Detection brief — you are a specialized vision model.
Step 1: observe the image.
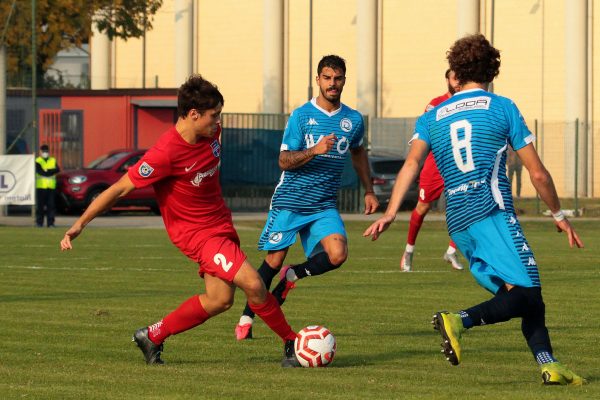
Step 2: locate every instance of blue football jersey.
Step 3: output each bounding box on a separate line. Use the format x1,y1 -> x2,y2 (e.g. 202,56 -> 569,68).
414,88 -> 534,234
271,99 -> 365,213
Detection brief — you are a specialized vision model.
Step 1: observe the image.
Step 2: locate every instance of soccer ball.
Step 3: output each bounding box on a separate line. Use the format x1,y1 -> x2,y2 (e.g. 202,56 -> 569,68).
294,325 -> 336,367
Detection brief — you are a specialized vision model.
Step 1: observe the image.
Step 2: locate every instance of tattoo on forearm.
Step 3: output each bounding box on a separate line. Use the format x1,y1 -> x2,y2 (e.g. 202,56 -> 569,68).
280,148 -> 316,169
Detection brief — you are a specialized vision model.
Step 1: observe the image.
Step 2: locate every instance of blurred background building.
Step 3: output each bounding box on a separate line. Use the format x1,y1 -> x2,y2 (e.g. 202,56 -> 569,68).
2,0 -> 599,201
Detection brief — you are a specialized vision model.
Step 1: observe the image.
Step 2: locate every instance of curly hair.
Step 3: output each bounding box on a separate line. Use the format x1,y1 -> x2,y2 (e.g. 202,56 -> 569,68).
447,34 -> 500,85
177,75 -> 224,118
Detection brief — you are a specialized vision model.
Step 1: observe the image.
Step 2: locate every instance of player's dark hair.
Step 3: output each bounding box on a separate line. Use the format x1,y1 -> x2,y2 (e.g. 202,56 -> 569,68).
317,55 -> 346,75
177,75 -> 224,118
445,69 -> 451,79
447,34 -> 500,85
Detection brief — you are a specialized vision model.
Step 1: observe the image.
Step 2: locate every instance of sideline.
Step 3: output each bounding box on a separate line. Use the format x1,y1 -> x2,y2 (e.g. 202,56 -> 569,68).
0,212 -> 395,228
0,211 -> 577,228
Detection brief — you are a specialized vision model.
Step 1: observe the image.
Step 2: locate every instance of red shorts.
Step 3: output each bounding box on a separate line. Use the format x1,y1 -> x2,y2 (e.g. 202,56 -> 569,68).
182,222 -> 247,283
198,235 -> 247,283
418,153 -> 445,203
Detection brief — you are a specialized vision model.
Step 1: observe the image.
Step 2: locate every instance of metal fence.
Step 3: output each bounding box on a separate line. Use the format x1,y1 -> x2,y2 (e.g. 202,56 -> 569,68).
3,103 -> 598,214
220,113 -> 362,212
368,116 -> 416,157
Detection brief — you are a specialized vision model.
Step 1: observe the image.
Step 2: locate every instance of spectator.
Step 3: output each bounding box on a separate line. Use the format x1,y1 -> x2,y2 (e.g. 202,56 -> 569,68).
35,144 -> 60,227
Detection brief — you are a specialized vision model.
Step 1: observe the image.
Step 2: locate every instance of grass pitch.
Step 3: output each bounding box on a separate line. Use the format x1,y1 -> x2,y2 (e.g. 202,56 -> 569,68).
1,218 -> 598,399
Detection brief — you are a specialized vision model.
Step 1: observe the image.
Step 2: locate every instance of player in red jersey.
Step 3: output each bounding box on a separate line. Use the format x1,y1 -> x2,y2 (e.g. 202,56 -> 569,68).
60,75 -> 300,367
400,70 -> 465,272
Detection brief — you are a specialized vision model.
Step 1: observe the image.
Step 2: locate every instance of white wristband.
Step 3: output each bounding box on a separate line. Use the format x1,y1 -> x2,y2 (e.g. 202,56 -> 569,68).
552,210 -> 565,222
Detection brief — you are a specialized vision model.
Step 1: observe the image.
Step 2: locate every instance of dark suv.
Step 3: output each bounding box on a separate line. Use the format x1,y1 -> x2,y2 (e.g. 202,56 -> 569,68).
56,149 -> 159,214
369,152 -> 419,209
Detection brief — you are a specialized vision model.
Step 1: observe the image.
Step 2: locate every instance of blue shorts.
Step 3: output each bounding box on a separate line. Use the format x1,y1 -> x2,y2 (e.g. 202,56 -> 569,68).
451,209 -> 540,294
257,208 -> 346,258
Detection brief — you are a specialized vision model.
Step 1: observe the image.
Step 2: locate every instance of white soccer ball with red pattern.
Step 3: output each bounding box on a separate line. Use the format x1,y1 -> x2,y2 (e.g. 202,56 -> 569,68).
294,325 -> 336,367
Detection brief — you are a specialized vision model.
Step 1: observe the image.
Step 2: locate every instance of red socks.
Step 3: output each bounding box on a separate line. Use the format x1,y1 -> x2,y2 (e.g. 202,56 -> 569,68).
148,295 -> 210,344
147,293 -> 295,344
449,240 -> 457,249
250,293 -> 297,341
407,209 -> 426,246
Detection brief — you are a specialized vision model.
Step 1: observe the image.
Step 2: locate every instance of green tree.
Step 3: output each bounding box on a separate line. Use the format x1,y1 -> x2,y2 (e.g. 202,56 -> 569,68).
0,0 -> 163,88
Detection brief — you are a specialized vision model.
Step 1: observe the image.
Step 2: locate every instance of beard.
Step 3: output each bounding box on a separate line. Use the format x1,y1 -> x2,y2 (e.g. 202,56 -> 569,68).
320,86 -> 341,102
447,83 -> 456,95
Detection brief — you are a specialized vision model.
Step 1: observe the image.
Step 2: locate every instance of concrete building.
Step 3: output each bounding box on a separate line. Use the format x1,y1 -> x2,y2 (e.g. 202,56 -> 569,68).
81,0 -> 600,197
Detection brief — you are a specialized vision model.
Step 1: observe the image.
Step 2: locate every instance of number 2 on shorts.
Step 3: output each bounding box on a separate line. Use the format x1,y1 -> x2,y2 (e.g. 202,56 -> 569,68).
213,253 -> 233,272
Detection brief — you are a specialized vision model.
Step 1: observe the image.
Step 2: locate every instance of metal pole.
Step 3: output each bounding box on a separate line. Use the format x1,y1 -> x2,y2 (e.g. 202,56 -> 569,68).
574,119 -> 579,216
0,46 -> 5,217
535,119 -> 540,215
490,0 -> 495,44
488,0 -> 495,93
142,13 -> 147,88
31,0 -> 38,219
307,0 -> 313,101
0,45 -> 6,155
540,0 -> 545,162
32,0 -> 37,141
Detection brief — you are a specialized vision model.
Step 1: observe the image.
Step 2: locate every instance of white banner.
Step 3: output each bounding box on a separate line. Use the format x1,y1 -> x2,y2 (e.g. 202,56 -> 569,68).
0,154 -> 35,205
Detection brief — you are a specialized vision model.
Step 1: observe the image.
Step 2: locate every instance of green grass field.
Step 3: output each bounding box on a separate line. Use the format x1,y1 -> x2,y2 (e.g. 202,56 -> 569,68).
1,219 -> 598,399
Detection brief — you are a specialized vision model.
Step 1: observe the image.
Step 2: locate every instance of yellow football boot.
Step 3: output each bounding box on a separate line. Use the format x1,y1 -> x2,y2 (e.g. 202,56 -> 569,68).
541,362 -> 587,386
432,311 -> 466,365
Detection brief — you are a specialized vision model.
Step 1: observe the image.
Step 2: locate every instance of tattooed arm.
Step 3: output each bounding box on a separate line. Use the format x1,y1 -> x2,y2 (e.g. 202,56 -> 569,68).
279,133 -> 336,170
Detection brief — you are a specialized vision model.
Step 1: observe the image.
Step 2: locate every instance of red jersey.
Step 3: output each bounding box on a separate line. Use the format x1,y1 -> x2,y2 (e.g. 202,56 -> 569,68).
424,92 -> 451,113
418,92 -> 451,199
128,126 -> 236,259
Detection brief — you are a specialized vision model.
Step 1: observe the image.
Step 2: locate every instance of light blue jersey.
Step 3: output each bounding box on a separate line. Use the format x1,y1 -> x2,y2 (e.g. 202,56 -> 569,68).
414,88 -> 534,234
271,98 -> 365,213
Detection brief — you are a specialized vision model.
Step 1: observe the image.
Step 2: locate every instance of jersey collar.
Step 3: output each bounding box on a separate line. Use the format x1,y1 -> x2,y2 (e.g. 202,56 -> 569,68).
455,88 -> 487,96
310,98 -> 343,117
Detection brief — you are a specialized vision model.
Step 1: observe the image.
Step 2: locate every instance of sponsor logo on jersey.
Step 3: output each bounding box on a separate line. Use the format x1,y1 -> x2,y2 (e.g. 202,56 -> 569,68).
446,179 -> 485,196
307,118 -> 319,126
190,164 -> 218,187
336,136 -> 349,154
268,232 -> 283,244
138,162 -> 154,178
184,161 -> 197,172
340,118 -> 352,132
305,134 -> 319,148
303,134 -> 348,157
436,96 -> 491,121
211,140 -> 221,157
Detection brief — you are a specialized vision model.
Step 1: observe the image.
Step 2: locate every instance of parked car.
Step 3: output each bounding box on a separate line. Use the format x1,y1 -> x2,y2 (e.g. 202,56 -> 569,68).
56,149 -> 159,214
368,152 -> 419,210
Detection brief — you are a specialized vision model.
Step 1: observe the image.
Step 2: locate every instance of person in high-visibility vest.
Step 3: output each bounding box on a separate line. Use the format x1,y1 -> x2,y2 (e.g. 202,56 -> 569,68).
35,144 -> 60,227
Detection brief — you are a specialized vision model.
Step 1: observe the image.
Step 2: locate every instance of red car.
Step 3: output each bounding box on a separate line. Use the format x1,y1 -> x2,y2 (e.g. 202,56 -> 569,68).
56,149 -> 159,214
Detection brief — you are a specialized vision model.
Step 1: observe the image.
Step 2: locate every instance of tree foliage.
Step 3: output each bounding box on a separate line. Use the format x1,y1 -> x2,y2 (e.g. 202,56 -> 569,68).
0,0 -> 163,87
